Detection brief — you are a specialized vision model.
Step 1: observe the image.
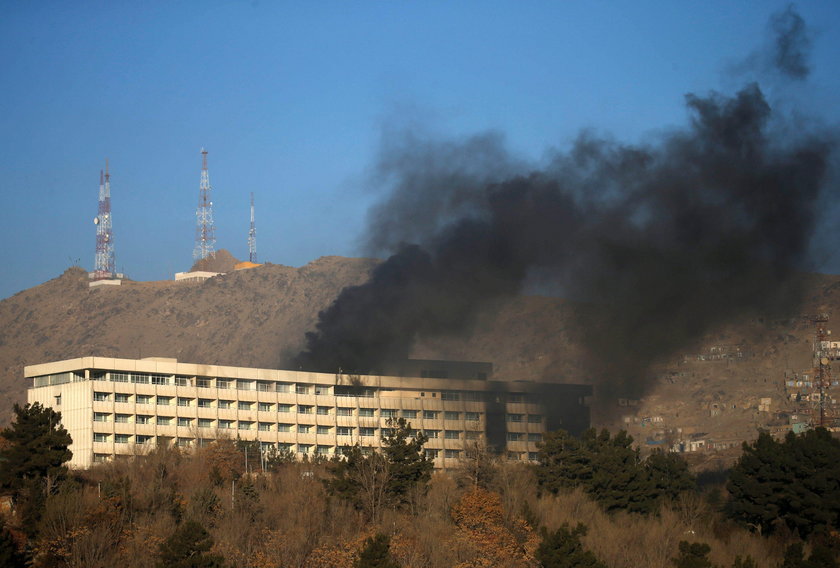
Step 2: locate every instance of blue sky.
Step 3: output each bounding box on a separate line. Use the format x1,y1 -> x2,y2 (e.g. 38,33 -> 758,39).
1,1 -> 839,300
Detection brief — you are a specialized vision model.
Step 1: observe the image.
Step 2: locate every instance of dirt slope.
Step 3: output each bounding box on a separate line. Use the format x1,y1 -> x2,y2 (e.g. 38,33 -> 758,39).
1,257 -> 839,450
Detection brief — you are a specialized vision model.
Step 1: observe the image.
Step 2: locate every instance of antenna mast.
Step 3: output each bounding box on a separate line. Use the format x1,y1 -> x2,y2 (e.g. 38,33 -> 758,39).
93,160 -> 116,279
193,148 -> 216,261
248,192 -> 257,263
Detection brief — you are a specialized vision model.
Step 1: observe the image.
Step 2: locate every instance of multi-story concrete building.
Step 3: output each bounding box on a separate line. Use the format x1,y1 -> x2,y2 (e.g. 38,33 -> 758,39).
26,356 -> 592,469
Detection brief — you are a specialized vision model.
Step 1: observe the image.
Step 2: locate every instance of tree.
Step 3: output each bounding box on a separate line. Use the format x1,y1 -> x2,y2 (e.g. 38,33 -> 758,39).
0,519 -> 25,568
535,522 -> 607,568
381,418 -> 432,506
727,429 -> 840,537
156,519 -> 224,568
0,402 -> 73,499
355,533 -> 401,568
671,541 -> 714,568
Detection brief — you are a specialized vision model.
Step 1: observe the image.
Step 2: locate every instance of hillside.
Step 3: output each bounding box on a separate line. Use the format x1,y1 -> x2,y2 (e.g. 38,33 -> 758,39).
1,257 -> 839,452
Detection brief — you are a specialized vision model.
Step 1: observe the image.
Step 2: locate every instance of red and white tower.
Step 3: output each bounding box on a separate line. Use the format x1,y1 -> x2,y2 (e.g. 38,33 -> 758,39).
248,192 -> 257,263
193,148 -> 216,261
93,161 -> 116,279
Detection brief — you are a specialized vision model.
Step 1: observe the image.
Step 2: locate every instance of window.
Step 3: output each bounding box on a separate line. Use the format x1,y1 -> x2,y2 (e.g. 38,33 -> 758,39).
115,414 -> 130,423
528,452 -> 539,461
178,417 -> 193,427
258,402 -> 273,412
276,383 -> 291,393
238,401 -> 253,411
424,430 -> 440,439
111,372 -> 129,383
136,394 -> 151,405
198,419 -> 214,428
136,415 -> 152,424
528,414 -> 543,424
218,400 -> 233,409
93,453 -> 110,463
237,380 -> 254,391
157,416 -> 172,426
217,379 -> 232,389
198,398 -> 212,408
54,394 -> 61,406
444,411 -> 461,420
175,376 -> 191,387
441,392 -> 460,401
93,412 -> 110,422
278,404 -> 293,413
298,444 -> 312,455
317,406 -> 331,415
298,425 -> 312,433
465,431 -> 481,440
238,421 -> 253,430
506,414 -> 523,423
218,420 -> 233,429
337,427 -> 354,436
359,408 -> 375,417
465,412 -> 480,421
115,393 -> 130,403
445,449 -> 461,459
445,430 -> 461,440
298,405 -> 313,414
278,443 -> 293,452
464,392 -> 484,402
528,433 -> 542,442
260,441 -> 274,451
337,407 -> 353,416
296,385 -> 310,395
258,422 -> 272,431
359,427 -> 375,437
507,452 -> 521,461
425,449 -> 439,459
381,409 -> 398,418
176,438 -> 193,448
137,435 -> 153,445
423,411 -> 439,420
314,385 -> 331,395
317,425 -> 331,435
131,373 -> 149,384
508,394 -> 524,403
114,434 -> 130,444
151,374 -> 168,385
316,445 -> 331,456
177,397 -> 193,407
278,423 -> 293,432
257,381 -> 273,392
196,378 -> 211,388
157,396 -> 172,406
94,392 -> 111,402
506,432 -> 523,441
402,410 -> 418,419
94,433 -> 109,443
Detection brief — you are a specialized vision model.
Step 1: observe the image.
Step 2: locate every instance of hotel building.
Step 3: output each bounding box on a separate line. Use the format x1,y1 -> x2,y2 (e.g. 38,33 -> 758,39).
26,356 -> 592,469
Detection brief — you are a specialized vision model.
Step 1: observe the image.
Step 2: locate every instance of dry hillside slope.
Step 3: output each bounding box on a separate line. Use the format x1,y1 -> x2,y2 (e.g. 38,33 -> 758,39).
2,257 -> 840,451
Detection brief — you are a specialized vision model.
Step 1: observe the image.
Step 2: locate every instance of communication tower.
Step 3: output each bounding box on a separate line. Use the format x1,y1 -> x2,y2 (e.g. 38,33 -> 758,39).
193,148 -> 216,261
92,161 -> 116,279
248,192 -> 257,263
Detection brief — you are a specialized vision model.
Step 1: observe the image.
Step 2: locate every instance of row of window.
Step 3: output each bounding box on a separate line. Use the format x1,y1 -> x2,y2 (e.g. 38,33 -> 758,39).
91,393 -> 534,422
89,373 -> 537,403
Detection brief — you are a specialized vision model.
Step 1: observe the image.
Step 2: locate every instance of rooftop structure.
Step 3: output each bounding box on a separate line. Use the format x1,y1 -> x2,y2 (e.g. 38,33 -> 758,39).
26,356 -> 592,469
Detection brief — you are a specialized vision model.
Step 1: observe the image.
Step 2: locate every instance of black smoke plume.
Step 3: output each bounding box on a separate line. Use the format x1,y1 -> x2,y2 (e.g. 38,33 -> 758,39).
770,5 -> 811,80
295,9 -> 836,398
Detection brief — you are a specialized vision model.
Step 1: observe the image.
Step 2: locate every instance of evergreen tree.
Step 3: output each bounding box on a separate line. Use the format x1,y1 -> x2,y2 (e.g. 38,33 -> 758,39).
156,519 -> 224,568
646,449 -> 696,503
727,429 -> 840,537
672,541 -> 714,568
535,522 -> 607,568
0,402 -> 72,499
381,418 -> 432,506
356,533 -> 401,568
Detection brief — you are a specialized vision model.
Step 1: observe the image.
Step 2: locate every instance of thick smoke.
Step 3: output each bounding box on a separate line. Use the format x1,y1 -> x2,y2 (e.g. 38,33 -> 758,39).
295,9 -> 836,398
770,5 -> 811,80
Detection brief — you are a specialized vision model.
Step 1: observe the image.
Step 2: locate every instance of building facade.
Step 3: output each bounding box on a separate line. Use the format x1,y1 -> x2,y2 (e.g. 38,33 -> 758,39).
26,356 -> 592,469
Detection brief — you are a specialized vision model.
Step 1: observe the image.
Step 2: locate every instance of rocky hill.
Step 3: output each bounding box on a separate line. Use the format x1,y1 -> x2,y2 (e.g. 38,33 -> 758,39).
1,256 -> 839,454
